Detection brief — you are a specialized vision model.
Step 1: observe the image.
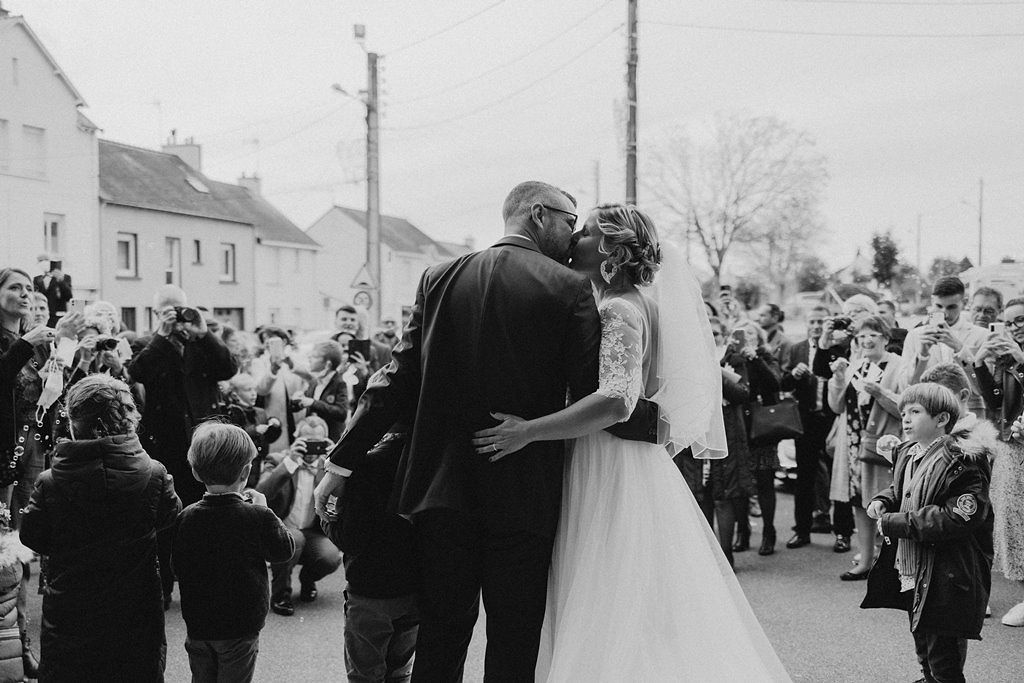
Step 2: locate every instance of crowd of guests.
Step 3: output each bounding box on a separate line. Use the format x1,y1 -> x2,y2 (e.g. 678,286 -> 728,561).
678,276 -> 1024,682
0,263 -> 407,681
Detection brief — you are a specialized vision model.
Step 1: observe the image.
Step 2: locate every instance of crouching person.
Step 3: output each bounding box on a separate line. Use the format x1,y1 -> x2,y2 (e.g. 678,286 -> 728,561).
20,374 -> 181,682
862,383 -> 994,683
172,423 -> 294,683
257,416 -> 343,617
321,429 -> 418,683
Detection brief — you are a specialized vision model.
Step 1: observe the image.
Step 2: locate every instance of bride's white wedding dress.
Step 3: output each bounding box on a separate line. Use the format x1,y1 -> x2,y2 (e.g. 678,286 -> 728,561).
535,292 -> 791,682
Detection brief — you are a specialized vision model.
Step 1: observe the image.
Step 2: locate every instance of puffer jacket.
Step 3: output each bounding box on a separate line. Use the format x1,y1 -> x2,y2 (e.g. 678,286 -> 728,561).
861,418 -> 996,639
20,434 -> 181,682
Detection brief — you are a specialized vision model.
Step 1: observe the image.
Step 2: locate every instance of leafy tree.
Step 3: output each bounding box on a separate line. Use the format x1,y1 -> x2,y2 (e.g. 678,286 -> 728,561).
870,232 -> 900,287
796,255 -> 830,292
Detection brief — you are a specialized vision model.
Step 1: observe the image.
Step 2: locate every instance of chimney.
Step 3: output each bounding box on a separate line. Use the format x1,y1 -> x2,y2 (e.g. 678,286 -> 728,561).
162,133 -> 202,172
0,2 -> 10,19
237,173 -> 262,196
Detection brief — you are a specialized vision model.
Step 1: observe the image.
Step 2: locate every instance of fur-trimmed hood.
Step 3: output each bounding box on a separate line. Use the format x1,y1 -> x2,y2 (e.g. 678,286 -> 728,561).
949,413 -> 1000,463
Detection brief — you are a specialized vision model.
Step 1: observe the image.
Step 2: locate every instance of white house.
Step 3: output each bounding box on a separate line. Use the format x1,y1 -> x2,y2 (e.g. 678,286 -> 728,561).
234,173 -> 321,333
0,10 -> 100,294
307,206 -> 470,328
99,139 -> 257,332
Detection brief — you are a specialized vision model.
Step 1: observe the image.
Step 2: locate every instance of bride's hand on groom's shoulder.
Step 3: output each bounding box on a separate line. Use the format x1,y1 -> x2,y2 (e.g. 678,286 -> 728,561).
472,412 -> 531,463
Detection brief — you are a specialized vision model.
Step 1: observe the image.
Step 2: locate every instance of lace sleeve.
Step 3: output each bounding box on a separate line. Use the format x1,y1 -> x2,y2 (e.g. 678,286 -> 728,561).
596,299 -> 644,418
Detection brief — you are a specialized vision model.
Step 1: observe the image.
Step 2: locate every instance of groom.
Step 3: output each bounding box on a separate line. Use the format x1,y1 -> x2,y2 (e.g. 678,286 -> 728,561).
315,181 -> 659,681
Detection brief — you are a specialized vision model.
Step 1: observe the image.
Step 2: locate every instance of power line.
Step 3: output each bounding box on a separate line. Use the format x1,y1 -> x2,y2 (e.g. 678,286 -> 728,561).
384,24 -> 624,132
390,0 -> 616,106
386,0 -> 508,56
645,19 -> 1024,37
207,103 -> 357,165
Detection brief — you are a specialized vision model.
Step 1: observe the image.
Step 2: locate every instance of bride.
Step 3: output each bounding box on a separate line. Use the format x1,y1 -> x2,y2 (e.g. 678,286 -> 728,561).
472,204 -> 791,682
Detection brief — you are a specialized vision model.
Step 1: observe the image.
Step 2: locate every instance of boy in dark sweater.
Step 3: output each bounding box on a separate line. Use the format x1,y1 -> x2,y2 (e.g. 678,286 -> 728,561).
172,423 -> 294,683
321,430 -> 419,682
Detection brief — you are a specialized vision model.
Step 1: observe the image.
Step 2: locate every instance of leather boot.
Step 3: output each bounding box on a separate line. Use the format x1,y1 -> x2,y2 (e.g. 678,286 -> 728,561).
758,527 -> 776,556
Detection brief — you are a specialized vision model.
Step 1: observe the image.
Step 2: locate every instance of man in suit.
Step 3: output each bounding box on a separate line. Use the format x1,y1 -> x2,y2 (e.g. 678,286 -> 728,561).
33,254 -> 73,327
780,305 -> 854,551
293,340 -> 349,441
129,284 -> 237,605
314,181 -> 659,681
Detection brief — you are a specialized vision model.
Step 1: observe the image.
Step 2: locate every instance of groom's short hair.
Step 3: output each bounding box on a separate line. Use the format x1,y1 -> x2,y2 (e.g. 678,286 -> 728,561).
502,181 -> 576,222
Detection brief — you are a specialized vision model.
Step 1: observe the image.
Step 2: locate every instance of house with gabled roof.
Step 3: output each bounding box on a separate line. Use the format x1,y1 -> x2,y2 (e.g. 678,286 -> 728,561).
307,205 -> 472,329
0,8 -> 101,293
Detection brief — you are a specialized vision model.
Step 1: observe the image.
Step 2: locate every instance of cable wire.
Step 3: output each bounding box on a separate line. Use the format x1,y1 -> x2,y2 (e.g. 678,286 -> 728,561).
385,23 -> 623,132
389,0 -> 616,105
386,0 -> 508,56
645,19 -> 1024,37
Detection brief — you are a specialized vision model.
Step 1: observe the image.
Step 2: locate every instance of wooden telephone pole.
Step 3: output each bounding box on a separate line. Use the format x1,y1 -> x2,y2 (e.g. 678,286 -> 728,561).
625,0 -> 638,205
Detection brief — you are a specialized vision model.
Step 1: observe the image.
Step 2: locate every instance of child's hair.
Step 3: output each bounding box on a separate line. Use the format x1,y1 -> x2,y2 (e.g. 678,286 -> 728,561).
188,422 -> 257,485
898,383 -> 961,434
294,415 -> 329,438
919,363 -> 971,397
226,372 -> 255,393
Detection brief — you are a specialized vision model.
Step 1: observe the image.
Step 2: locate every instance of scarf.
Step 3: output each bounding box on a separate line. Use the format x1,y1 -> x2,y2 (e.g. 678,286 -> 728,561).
895,436 -> 946,592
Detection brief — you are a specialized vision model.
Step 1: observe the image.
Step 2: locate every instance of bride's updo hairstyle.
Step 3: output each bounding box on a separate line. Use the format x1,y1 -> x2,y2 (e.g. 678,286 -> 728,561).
593,204 -> 662,287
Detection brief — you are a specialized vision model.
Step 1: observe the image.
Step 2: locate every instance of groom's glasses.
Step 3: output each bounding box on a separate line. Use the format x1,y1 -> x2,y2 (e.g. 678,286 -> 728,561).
542,205 -> 578,229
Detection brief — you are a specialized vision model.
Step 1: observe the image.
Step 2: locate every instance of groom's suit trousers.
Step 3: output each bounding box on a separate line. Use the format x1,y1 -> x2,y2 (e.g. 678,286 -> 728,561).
412,509 -> 553,683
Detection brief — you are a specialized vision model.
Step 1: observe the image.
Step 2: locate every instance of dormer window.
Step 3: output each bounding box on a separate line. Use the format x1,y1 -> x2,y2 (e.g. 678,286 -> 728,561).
185,175 -> 209,193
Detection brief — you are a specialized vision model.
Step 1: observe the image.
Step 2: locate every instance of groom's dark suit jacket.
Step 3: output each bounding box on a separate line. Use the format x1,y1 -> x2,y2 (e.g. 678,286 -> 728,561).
329,236 -> 656,538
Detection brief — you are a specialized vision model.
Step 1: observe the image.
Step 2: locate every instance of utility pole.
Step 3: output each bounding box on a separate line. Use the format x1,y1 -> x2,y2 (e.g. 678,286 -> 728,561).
625,0 -> 638,205
977,177 -> 984,267
365,50 -> 382,325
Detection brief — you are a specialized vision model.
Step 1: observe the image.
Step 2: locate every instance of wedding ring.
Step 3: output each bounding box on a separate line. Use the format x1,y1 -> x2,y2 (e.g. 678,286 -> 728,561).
491,444 -> 498,452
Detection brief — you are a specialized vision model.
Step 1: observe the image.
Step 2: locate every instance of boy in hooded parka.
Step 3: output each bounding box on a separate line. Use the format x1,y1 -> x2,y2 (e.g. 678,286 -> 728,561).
862,382 -> 994,683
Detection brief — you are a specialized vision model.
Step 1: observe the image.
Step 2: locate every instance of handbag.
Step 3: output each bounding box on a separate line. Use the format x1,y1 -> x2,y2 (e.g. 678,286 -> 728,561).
748,396 -> 804,445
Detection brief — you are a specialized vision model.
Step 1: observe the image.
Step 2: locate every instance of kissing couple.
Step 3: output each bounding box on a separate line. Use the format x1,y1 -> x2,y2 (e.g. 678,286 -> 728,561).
315,181 -> 791,682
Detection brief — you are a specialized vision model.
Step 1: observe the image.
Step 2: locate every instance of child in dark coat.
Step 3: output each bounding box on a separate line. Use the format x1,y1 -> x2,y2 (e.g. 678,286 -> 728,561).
321,429 -> 419,683
172,423 -> 294,683
223,372 -> 282,486
862,382 -> 994,683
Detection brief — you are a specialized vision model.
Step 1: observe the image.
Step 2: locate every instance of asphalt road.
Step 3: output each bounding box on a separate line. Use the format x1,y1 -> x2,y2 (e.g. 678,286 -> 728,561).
23,490 -> 1023,681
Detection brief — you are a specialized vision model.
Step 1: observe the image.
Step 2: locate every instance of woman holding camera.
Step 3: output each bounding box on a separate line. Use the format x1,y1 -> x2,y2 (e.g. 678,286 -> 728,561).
826,315 -> 904,580
20,374 -> 181,681
973,297 -> 1024,626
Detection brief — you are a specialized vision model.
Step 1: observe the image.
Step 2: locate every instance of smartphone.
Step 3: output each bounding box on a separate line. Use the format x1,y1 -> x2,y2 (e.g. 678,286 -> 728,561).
990,322 -> 1006,335
729,329 -> 746,348
304,439 -> 329,457
928,311 -> 946,328
346,338 -> 371,361
49,260 -> 62,272
68,298 -> 86,315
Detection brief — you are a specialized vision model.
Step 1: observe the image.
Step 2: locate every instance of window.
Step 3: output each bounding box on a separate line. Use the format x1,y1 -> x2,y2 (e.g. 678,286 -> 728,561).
121,307 -> 137,333
43,214 -> 63,254
116,232 -> 138,277
0,119 -> 9,171
220,243 -> 236,283
165,237 -> 181,285
193,239 -> 202,264
22,125 -> 46,178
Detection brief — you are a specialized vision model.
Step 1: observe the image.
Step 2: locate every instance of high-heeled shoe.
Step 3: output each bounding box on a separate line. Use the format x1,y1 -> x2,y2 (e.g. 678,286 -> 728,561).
732,527 -> 750,553
758,527 -> 776,556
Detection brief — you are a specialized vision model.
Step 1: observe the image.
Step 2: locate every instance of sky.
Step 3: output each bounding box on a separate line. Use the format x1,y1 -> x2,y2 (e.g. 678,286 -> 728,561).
11,0 -> 1024,279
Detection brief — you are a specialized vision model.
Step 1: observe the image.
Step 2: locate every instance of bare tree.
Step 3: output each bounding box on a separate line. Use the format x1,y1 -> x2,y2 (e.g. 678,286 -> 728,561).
646,113 -> 828,288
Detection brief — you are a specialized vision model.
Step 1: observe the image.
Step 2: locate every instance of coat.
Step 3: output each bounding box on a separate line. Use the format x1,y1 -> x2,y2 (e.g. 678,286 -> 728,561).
328,236 -> 660,538
861,420 -> 996,639
128,333 -> 236,505
973,355 -> 1024,442
31,274 -> 73,327
303,371 -> 349,441
20,434 -> 181,681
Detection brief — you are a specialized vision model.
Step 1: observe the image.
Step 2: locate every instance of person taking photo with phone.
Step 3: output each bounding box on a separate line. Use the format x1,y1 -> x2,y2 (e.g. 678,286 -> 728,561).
971,297 -> 1024,626
257,415 -> 343,617
32,255 -> 73,328
291,341 -> 349,441
901,277 -> 988,388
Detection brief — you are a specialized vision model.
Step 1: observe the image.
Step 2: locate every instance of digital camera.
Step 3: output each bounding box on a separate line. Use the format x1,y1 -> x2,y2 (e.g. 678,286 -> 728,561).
173,306 -> 203,325
830,316 -> 853,332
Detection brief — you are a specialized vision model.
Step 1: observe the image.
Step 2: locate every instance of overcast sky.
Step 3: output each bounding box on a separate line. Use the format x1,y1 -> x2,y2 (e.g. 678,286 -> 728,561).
13,0 -> 1024,278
